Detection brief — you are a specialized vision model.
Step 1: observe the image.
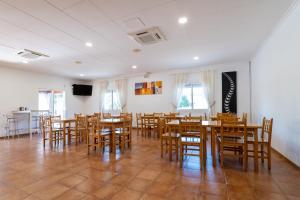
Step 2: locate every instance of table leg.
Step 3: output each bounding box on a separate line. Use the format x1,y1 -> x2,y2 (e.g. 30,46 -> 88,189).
111,125 -> 116,154
254,128 -> 259,172
169,137 -> 172,161
211,127 -> 216,167
63,122 -> 66,146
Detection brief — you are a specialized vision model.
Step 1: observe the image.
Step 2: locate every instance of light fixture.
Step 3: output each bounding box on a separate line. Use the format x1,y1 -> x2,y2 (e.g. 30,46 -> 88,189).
132,65 -> 137,69
22,60 -> 28,64
178,17 -> 188,24
85,42 -> 93,47
79,74 -> 85,77
193,56 -> 199,60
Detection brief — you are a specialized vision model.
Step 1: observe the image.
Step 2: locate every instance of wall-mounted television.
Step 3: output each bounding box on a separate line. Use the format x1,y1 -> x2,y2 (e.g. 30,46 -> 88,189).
72,84 -> 93,96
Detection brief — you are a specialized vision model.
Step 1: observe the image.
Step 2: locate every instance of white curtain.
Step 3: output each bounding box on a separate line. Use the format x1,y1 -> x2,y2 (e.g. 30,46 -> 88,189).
115,79 -> 128,112
199,70 -> 216,115
173,73 -> 188,110
98,80 -> 108,112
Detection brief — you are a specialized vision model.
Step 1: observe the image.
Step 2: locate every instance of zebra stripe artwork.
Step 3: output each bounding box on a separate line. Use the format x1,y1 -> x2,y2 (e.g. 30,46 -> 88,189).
222,71 -> 237,113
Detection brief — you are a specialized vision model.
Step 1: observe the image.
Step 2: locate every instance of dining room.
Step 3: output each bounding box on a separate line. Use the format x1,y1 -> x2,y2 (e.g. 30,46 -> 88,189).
0,0 -> 300,199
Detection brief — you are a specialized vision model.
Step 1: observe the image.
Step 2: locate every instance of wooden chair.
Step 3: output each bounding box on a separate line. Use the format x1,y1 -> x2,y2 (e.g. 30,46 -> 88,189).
141,113 -> 155,138
41,116 -> 53,147
136,113 -> 142,136
179,118 -> 205,169
87,117 -> 111,154
248,117 -> 273,169
69,115 -> 87,144
217,119 -> 248,170
49,116 -> 64,145
116,117 -> 132,152
161,122 -> 180,161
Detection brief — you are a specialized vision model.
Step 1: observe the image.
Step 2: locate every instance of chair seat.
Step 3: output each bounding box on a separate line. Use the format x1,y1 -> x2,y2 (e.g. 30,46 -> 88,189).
181,137 -> 201,143
217,135 -> 245,144
162,132 -> 180,138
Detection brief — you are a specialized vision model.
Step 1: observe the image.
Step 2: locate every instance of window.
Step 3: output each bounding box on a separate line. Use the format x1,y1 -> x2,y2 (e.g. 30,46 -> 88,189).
103,90 -> 121,112
39,90 -> 66,117
178,84 -> 208,110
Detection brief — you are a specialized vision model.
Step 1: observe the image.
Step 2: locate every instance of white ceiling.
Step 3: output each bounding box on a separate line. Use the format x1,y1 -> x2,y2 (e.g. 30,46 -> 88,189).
0,0 -> 295,79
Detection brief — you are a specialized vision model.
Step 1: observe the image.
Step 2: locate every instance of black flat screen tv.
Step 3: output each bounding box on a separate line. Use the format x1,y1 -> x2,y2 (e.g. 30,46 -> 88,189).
72,84 -> 93,96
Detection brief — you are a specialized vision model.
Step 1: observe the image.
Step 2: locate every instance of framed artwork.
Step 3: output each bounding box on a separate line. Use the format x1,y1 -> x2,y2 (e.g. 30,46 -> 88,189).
135,81 -> 162,95
222,71 -> 237,113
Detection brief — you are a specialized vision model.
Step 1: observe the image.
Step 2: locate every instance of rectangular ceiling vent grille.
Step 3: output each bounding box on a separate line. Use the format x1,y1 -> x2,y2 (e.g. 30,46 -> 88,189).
17,49 -> 49,59
128,27 -> 165,45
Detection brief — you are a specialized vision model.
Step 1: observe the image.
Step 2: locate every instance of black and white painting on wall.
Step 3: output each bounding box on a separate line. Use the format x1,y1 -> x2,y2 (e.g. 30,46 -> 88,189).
222,71 -> 237,113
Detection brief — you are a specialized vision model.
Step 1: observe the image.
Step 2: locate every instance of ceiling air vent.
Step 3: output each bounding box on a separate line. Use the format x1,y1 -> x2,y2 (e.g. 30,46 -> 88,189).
128,27 -> 165,45
17,49 -> 49,59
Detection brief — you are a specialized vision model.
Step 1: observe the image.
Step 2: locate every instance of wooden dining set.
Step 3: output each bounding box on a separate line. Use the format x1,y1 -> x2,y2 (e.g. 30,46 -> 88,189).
40,112 -> 133,154
136,112 -> 273,172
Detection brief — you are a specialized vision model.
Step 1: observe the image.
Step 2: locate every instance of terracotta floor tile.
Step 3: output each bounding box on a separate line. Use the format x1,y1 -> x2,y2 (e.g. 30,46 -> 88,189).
93,184 -> 122,199
127,177 -> 153,192
74,179 -> 103,194
111,188 -> 143,200
55,189 -> 87,200
33,184 -> 70,200
58,174 -> 87,188
136,169 -> 161,181
0,188 -> 29,200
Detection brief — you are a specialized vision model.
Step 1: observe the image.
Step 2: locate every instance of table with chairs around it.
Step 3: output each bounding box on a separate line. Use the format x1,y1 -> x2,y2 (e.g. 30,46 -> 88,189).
40,112 -> 133,155
136,112 -> 273,172
40,111 -> 273,172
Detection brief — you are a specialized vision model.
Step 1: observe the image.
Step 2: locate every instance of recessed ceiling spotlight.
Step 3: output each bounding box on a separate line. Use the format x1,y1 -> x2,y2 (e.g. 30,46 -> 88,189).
193,56 -> 199,60
178,17 -> 188,24
75,61 -> 82,64
22,60 -> 28,64
85,42 -> 93,47
79,74 -> 85,77
132,65 -> 137,69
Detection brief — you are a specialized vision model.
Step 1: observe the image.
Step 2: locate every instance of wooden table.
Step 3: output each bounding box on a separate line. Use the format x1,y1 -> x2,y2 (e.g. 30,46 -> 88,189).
99,118 -> 126,154
166,120 -> 262,171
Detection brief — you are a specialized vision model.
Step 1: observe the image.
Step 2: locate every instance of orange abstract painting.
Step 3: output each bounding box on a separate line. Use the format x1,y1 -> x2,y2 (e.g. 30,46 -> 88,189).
135,81 -> 162,95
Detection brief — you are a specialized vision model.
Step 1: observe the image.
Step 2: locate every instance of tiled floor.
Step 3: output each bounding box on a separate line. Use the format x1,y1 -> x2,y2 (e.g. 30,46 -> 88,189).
0,131 -> 299,200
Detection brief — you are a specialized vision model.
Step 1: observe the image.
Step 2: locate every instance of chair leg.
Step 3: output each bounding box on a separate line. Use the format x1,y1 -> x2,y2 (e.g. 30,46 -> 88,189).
268,145 -> 271,170
180,144 -> 183,168
161,139 -> 164,158
261,143 -> 264,163
175,139 -> 179,161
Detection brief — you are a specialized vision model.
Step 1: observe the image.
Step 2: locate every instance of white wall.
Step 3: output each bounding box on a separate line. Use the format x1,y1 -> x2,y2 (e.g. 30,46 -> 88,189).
126,62 -> 251,118
251,2 -> 300,166
0,66 -> 88,136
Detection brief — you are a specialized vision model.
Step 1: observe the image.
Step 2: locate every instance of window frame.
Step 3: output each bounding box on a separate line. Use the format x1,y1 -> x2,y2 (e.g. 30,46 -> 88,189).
103,90 -> 121,112
177,83 -> 208,111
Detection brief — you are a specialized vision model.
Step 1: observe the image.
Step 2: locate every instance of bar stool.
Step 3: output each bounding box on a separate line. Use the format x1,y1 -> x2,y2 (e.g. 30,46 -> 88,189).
5,114 -> 19,139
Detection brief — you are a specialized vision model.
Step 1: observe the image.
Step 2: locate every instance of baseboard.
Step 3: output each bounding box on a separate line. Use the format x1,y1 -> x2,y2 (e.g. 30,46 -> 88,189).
272,147 -> 300,169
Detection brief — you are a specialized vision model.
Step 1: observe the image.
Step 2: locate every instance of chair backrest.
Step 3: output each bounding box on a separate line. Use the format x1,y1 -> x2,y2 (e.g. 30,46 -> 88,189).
154,112 -> 164,117
242,113 -> 248,122
76,115 -> 87,129
184,115 -> 202,121
102,113 -> 112,119
262,117 -> 273,143
180,117 -> 203,138
121,112 -> 133,119
220,119 -> 247,139
94,112 -> 102,119
217,112 -> 238,122
158,118 -> 166,137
